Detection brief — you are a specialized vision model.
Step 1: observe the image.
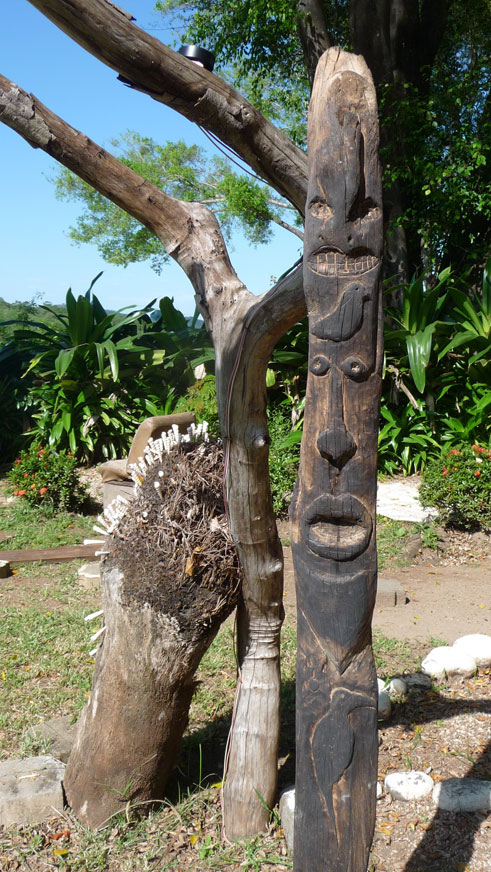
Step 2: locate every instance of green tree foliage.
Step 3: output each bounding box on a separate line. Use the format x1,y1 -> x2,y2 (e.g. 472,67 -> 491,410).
2,277 -> 213,462
159,0 -> 490,277
53,133 -> 302,271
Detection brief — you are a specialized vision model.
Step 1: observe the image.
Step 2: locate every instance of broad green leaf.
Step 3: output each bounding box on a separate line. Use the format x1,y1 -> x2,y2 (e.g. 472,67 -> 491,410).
406,325 -> 436,393
95,342 -> 105,380
55,347 -> 76,378
61,409 -> 72,432
482,258 -> 491,316
159,296 -> 188,331
266,368 -> 276,387
102,339 -> 119,381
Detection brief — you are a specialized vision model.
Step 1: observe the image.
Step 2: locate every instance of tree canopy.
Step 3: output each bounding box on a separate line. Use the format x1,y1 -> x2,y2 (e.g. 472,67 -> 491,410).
52,0 -> 490,284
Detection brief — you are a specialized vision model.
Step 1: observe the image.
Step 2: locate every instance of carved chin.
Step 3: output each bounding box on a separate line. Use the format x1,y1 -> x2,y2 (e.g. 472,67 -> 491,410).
308,250 -> 378,277
303,494 -> 372,561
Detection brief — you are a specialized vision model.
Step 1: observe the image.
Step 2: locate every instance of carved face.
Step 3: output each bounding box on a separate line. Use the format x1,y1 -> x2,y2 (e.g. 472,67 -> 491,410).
298,70 -> 383,568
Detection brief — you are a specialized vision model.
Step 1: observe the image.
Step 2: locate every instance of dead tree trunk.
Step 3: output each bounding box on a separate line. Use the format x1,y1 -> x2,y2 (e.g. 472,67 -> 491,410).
290,49 -> 383,871
217,266 -> 305,838
65,558 -> 221,827
0,8 -> 310,835
64,443 -> 240,828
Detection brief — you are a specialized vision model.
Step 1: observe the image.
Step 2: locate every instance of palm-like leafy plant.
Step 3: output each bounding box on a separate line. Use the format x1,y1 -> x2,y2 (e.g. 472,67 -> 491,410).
1,278 -> 211,462
439,258 -> 491,365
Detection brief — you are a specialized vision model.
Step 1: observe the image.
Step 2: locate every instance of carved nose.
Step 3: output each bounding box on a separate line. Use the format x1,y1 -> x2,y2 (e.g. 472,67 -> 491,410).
317,424 -> 357,468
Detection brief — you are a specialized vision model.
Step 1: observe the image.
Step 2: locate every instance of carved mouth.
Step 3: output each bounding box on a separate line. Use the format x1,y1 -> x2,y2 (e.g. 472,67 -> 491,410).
303,494 -> 372,561
308,249 -> 378,277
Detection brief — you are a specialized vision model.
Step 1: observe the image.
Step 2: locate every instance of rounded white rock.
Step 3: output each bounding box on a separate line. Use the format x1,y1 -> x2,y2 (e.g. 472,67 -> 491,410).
279,787 -> 295,854
433,778 -> 491,812
421,646 -> 476,680
377,677 -> 386,694
378,690 -> 392,720
387,677 -> 408,696
385,771 -> 434,801
453,634 -> 491,668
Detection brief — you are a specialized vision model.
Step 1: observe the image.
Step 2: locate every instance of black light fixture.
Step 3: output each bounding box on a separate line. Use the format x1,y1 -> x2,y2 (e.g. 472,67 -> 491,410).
178,44 -> 215,72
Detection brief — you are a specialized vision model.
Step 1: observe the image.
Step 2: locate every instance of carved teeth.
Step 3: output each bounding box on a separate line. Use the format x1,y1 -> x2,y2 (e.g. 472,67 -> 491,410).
309,251 -> 377,277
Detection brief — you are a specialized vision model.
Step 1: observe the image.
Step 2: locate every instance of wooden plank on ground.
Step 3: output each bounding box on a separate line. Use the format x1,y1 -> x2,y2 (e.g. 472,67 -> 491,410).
0,544 -> 100,564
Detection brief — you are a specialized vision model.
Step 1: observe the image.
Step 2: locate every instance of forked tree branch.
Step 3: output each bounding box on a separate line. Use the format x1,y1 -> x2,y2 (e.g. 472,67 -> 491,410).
27,0 -> 309,214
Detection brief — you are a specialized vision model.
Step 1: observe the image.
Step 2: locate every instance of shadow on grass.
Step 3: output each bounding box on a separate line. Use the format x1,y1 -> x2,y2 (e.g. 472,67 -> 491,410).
166,678 -> 298,804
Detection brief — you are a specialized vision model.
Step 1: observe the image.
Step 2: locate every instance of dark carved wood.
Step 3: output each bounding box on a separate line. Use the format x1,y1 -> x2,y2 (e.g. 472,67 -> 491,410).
290,48 -> 383,871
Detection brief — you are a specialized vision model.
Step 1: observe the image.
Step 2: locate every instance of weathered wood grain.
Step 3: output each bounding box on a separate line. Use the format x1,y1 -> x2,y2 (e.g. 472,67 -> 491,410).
0,544 -> 98,564
290,48 -> 383,871
26,0 -> 308,213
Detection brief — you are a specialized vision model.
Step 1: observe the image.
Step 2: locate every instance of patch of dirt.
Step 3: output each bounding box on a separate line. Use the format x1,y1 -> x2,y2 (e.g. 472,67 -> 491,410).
0,565 -> 78,610
278,519 -> 491,644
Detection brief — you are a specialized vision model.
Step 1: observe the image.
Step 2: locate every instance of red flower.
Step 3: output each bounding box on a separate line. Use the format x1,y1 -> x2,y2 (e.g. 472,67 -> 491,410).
449,449 -> 460,455
17,489 -> 26,496
15,459 -> 21,464
475,470 -> 481,478
23,473 -> 29,478
472,444 -> 485,454
13,489 -> 18,496
442,468 -> 448,476
39,487 -> 48,494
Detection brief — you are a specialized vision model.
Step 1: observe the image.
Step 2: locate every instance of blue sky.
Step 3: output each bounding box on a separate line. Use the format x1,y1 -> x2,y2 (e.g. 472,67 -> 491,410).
0,1 -> 302,315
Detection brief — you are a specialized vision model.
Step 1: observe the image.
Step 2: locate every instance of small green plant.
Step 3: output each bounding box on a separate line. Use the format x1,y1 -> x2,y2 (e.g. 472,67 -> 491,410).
267,404 -> 300,516
420,443 -> 491,530
174,374 -> 221,437
7,443 -> 88,511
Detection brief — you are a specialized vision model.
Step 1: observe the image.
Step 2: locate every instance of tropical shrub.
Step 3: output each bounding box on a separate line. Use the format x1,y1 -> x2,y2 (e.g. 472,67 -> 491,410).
378,402 -> 441,475
268,404 -> 300,516
8,444 -> 88,511
420,443 -> 491,530
1,279 -> 212,463
384,267 -> 453,395
174,374 -> 221,438
439,258 -> 491,366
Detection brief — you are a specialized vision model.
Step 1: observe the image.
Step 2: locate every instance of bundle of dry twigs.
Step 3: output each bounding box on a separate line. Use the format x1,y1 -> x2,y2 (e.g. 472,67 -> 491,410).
106,440 -> 240,638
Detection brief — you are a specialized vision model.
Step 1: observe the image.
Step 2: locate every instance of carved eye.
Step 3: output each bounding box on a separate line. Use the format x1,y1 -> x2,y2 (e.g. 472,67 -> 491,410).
310,354 -> 331,376
309,198 -> 333,222
340,356 -> 369,381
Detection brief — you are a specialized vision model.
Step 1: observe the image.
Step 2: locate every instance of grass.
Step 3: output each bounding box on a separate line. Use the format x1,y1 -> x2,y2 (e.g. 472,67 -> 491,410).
0,499 -> 95,550
0,489 -> 442,870
0,602 -> 95,757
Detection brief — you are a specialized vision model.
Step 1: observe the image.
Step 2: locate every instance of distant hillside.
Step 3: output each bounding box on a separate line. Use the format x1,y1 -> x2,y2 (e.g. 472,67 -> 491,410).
0,297 -> 67,342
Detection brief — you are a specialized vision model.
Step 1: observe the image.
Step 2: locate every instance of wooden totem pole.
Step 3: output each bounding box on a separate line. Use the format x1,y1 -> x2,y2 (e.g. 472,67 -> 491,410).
290,49 -> 383,871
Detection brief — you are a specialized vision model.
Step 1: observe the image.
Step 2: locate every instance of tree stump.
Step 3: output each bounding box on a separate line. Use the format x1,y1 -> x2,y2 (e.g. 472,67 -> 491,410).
64,442 -> 239,828
290,48 -> 383,871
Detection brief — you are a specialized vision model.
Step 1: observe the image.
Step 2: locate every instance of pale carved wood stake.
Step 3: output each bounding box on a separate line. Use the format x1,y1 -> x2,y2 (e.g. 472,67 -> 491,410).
290,49 -> 384,871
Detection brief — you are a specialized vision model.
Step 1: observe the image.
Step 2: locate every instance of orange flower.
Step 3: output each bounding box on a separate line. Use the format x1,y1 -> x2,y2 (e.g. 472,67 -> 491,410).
449,449 -> 460,455
475,470 -> 481,478
30,484 -> 36,490
442,468 -> 448,476
39,487 -> 48,494
23,473 -> 29,478
17,489 -> 26,496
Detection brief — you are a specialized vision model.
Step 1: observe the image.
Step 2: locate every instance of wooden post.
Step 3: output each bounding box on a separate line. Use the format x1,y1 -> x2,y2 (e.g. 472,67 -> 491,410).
290,48 -> 383,871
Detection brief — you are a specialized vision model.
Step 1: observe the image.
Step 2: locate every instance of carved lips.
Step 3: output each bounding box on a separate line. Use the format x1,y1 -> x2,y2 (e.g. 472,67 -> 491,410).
302,494 -> 372,561
308,249 -> 378,278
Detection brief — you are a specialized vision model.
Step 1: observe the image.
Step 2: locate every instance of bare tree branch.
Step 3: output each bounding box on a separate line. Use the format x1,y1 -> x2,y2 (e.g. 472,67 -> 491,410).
297,0 -> 332,88
27,0 -> 308,214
